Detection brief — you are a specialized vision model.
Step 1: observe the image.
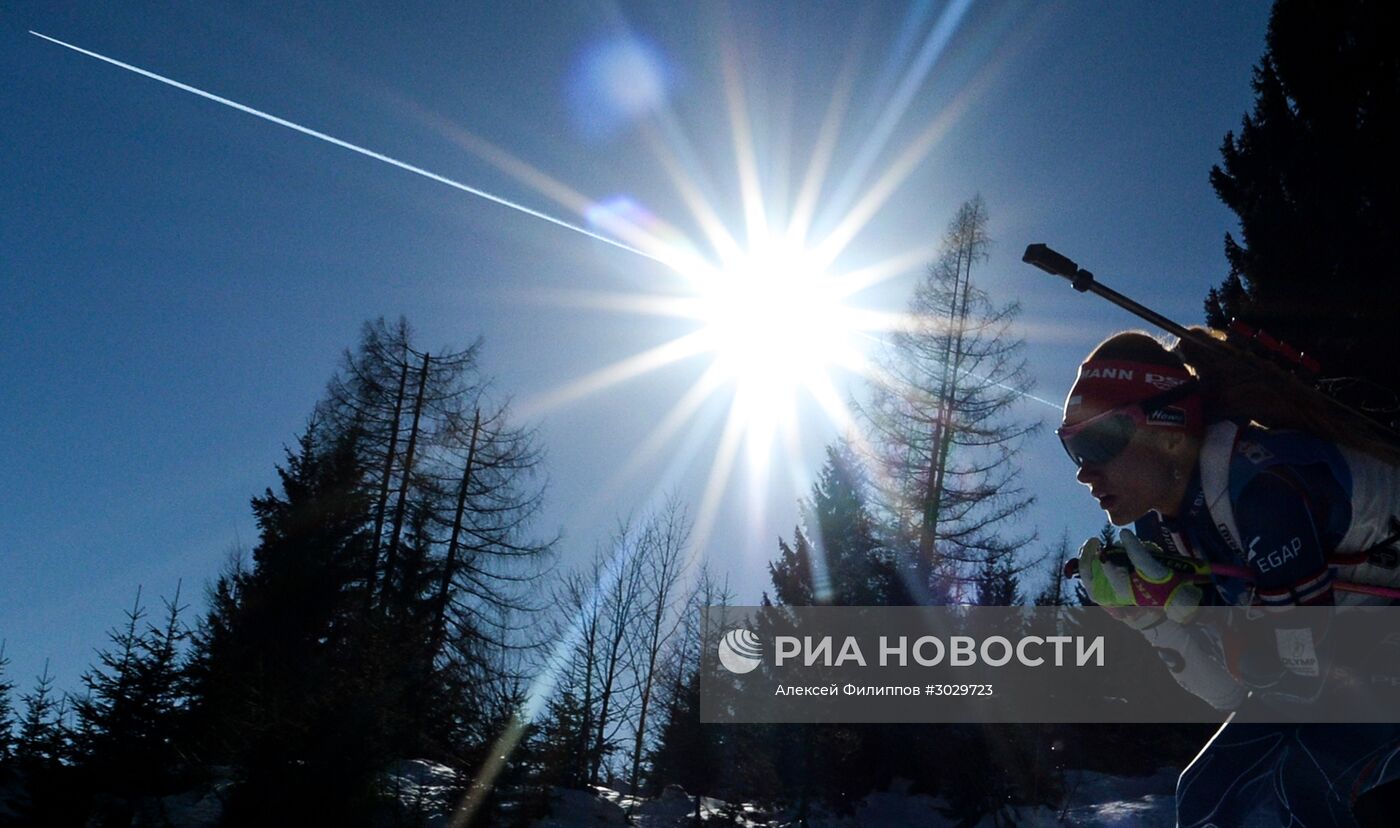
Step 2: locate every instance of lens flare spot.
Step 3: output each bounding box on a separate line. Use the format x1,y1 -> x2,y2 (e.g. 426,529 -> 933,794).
568,37 -> 672,139
587,194 -> 689,250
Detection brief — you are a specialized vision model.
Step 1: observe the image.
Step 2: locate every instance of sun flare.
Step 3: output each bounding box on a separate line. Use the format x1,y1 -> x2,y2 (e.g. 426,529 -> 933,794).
456,8 -> 994,552
696,237 -> 852,423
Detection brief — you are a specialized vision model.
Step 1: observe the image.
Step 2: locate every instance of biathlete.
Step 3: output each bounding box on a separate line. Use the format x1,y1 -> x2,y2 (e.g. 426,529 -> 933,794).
1060,329 -> 1400,827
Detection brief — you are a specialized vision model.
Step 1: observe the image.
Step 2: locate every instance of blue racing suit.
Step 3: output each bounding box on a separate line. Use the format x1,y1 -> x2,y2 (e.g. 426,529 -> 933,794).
1132,422 -> 1400,826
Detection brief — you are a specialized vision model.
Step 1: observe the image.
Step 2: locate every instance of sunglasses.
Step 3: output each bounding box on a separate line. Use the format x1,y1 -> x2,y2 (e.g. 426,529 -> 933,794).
1056,381 -> 1198,468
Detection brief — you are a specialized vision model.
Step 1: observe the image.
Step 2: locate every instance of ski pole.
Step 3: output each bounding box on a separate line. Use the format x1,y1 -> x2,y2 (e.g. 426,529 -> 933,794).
1063,551 -> 1400,601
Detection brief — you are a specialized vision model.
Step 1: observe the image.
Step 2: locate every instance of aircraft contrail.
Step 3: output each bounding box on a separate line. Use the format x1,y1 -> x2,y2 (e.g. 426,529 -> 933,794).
29,31 -> 1065,422
29,30 -> 662,265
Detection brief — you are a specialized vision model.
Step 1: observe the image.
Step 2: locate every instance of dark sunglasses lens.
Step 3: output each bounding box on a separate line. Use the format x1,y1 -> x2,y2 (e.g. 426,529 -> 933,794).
1061,414 -> 1135,467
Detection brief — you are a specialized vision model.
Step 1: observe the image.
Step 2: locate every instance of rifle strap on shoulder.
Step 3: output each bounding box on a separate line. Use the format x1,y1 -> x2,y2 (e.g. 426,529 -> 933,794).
1199,421 -> 1246,560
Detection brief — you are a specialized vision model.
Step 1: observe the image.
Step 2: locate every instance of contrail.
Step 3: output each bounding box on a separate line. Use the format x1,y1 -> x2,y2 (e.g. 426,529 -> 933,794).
29,31 -> 1069,424
29,30 -> 663,265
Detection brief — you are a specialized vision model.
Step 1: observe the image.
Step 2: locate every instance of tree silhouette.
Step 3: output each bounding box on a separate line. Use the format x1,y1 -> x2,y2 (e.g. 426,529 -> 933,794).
644,569 -> 736,816
974,549 -> 1023,606
72,585 -> 192,821
1207,0 -> 1400,408
859,196 -> 1039,603
15,662 -> 64,771
626,498 -> 692,794
1033,531 -> 1084,608
182,320 -> 551,823
189,423 -> 386,822
0,643 -> 15,765
769,441 -> 902,606
646,672 -> 716,817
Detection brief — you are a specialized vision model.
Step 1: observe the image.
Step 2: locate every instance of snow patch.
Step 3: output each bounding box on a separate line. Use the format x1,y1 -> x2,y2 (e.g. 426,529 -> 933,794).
535,787 -> 628,826
382,759 -> 461,825
528,771 -> 1200,828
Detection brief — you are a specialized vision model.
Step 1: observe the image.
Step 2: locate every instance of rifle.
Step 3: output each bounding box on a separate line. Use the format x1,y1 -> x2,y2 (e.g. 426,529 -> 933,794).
1026,243 -> 1400,601
1022,243 -> 1400,445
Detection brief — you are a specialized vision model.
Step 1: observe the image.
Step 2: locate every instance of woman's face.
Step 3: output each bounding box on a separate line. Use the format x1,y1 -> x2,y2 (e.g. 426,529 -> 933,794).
1068,401 -> 1189,525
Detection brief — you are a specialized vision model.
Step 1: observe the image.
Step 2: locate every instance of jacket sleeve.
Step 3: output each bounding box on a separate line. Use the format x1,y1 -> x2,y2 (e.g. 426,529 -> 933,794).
1138,617 -> 1245,711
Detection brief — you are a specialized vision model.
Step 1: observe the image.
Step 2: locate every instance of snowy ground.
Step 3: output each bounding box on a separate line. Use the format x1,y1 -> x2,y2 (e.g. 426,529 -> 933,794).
382,758 -> 462,819
531,768 -> 1280,827
26,759 -> 1274,826
530,777 -> 1168,826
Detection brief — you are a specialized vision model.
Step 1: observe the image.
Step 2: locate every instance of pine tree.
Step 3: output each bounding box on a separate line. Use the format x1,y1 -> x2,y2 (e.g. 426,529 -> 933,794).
189,423 -> 386,822
72,586 -> 192,820
532,688 -> 589,790
765,532 -> 815,607
72,589 -> 147,762
646,672 -> 718,812
1207,0 -> 1400,404
15,662 -> 62,769
759,445 -> 912,814
184,320 -> 552,823
136,584 -> 191,749
859,196 -> 1039,604
768,441 -> 899,607
7,662 -> 90,825
974,550 -> 1022,606
0,643 -> 15,765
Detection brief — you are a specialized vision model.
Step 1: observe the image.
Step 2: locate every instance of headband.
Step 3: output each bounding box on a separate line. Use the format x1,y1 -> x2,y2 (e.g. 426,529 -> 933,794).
1063,359 -> 1202,431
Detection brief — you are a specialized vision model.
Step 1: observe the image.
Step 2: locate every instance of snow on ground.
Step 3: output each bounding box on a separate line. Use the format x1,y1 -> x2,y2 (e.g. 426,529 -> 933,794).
532,767 -> 1279,826
533,787 -> 629,826
382,758 -> 460,819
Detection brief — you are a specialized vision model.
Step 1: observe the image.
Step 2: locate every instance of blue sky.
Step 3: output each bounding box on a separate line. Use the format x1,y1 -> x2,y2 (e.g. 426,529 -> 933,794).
1,0 -> 1271,692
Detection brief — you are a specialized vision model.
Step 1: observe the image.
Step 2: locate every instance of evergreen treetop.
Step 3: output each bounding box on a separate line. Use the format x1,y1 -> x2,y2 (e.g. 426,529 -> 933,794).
1208,0 -> 1400,404
0,643 -> 15,763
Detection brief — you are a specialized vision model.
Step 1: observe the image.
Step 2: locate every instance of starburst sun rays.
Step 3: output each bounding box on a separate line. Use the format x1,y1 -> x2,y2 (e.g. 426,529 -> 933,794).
417,15 -> 1008,559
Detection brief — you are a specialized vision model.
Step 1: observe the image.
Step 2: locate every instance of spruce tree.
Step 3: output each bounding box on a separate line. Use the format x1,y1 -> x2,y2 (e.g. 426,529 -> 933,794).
646,672 -> 717,811
189,423 -> 386,822
768,441 -> 898,607
766,534 -> 815,607
0,643 -> 15,764
9,662 -> 88,825
15,662 -> 62,769
183,320 -> 551,823
1207,0 -> 1400,404
761,444 -> 907,814
974,550 -> 1023,606
71,586 -> 192,820
135,584 -> 191,762
72,590 -> 147,764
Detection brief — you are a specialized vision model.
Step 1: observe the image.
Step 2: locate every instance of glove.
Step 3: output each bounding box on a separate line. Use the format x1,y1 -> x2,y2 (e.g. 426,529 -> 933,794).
1078,530 -> 1203,625
1141,619 -> 1245,711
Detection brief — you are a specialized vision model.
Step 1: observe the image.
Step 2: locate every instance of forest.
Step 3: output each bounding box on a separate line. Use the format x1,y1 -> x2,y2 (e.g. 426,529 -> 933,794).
3,0 -> 1399,825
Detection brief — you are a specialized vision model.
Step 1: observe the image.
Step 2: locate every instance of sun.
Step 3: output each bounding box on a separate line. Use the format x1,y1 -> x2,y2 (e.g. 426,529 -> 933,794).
480,9 -> 989,550
693,235 -> 857,436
